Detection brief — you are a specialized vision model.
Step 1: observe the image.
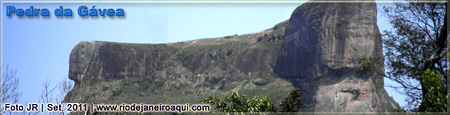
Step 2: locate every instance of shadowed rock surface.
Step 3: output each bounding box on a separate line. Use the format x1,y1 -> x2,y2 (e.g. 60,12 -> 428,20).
64,0 -> 399,112
274,0 -> 399,112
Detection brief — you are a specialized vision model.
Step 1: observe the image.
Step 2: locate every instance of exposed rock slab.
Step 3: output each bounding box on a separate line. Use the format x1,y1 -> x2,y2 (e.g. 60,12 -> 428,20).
274,0 -> 399,112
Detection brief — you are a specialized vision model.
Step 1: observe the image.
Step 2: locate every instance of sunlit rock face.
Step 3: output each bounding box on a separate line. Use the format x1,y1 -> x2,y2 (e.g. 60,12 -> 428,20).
274,0 -> 400,112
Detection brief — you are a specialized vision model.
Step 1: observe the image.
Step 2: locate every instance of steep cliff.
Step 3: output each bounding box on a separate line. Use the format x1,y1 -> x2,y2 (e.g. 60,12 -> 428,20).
274,0 -> 399,112
64,1 -> 400,112
64,21 -> 295,105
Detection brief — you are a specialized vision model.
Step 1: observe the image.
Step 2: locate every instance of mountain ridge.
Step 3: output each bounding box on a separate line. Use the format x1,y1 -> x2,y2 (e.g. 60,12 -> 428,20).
64,20 -> 295,107
64,1 -> 400,112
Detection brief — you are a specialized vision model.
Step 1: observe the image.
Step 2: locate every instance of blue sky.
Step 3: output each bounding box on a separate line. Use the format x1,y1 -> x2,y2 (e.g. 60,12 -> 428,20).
2,0 -> 407,109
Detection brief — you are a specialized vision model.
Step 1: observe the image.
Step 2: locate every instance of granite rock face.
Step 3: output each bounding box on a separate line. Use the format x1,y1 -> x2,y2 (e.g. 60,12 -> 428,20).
64,1 -> 400,112
69,41 -> 175,83
64,21 -> 295,105
274,0 -> 399,112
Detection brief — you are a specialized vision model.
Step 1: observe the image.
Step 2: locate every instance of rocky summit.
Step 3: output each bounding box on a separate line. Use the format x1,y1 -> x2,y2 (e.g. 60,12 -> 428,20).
274,0 -> 399,112
64,0 -> 399,112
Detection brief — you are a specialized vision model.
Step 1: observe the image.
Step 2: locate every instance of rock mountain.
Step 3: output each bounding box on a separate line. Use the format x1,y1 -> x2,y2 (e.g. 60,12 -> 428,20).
64,0 -> 400,112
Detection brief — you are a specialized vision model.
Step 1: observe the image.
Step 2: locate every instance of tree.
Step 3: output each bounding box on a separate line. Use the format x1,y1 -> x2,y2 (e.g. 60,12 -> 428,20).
280,89 -> 304,112
57,78 -> 73,103
381,0 -> 447,111
418,69 -> 447,112
200,90 -> 277,113
40,78 -> 56,103
39,78 -> 73,104
38,78 -> 72,115
200,89 -> 305,113
1,65 -> 22,109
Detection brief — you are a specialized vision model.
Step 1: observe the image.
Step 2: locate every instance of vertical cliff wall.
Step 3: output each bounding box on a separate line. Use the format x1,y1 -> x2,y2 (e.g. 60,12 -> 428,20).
274,0 -> 399,112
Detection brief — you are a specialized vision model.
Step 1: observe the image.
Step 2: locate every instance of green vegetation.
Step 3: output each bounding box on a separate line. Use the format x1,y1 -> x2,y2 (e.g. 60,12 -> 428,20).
113,42 -> 179,51
280,89 -> 304,112
357,56 -> 378,73
418,69 -> 447,112
336,19 -> 348,26
200,89 -> 305,113
200,90 -> 277,113
381,1 -> 447,111
111,89 -> 123,97
310,4 -> 324,31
